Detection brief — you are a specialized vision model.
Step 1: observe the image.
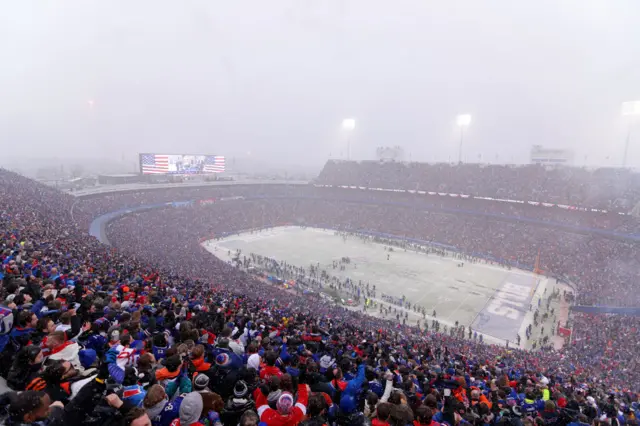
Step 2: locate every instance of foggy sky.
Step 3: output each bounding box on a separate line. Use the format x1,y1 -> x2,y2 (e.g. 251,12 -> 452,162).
1,0 -> 640,170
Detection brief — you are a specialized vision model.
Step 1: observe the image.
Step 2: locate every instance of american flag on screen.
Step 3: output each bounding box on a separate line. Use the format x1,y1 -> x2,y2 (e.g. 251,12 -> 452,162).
203,156 -> 225,173
141,154 -> 170,174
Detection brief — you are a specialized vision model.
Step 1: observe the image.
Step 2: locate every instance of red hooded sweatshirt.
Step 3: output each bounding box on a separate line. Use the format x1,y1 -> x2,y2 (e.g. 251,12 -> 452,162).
260,365 -> 283,380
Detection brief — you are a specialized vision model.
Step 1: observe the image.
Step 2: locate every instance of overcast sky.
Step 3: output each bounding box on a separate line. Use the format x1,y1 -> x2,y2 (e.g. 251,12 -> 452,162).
2,0 -> 640,170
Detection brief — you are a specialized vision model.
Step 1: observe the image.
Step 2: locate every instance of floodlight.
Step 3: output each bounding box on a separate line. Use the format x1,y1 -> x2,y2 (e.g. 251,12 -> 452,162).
456,114 -> 472,163
457,114 -> 472,126
622,101 -> 640,116
342,118 -> 356,130
622,101 -> 640,167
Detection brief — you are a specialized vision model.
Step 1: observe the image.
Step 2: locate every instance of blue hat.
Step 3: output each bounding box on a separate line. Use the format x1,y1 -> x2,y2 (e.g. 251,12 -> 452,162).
340,394 -> 357,413
79,349 -> 97,369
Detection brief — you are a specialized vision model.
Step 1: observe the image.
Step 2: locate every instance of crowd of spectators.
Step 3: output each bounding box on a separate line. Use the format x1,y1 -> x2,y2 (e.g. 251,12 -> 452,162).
316,161 -> 640,211
106,198 -> 640,308
73,184 -> 640,237
1,167 -> 639,426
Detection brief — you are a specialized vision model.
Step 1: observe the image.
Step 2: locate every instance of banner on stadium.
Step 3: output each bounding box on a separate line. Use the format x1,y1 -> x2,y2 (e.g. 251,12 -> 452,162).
139,153 -> 225,175
312,184 -> 616,214
557,326 -> 572,338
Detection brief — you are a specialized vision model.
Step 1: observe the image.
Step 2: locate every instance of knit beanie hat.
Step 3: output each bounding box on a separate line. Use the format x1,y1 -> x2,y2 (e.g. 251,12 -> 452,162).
193,373 -> 210,392
276,392 -> 294,414
234,380 -> 249,398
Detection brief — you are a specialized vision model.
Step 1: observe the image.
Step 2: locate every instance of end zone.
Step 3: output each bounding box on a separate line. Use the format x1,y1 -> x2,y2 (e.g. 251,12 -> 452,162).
471,272 -> 539,342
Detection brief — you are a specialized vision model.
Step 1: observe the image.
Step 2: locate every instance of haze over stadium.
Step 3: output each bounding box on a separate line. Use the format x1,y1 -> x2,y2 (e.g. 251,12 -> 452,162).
1,2 -> 640,426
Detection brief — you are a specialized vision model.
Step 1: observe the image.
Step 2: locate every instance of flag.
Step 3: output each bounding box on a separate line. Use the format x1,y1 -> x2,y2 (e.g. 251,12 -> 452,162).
557,326 -> 571,338
141,154 -> 170,174
203,156 -> 225,173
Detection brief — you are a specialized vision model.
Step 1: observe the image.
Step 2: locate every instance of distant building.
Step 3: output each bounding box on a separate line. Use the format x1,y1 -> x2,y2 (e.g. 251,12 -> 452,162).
375,146 -> 405,162
530,145 -> 574,165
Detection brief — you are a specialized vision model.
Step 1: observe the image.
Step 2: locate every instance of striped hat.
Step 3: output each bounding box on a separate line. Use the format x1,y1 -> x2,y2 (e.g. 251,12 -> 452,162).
26,377 -> 47,391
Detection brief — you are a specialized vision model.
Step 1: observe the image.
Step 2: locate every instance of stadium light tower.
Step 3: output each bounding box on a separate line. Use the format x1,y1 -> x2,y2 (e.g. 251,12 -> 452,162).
456,114 -> 472,163
342,118 -> 356,160
622,101 -> 640,167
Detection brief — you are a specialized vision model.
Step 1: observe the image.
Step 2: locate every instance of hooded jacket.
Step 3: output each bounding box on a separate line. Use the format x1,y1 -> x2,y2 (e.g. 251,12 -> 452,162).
469,387 -> 492,410
256,383 -> 309,426
173,392 -> 204,426
147,397 -> 169,426
155,367 -> 181,384
191,356 -> 211,372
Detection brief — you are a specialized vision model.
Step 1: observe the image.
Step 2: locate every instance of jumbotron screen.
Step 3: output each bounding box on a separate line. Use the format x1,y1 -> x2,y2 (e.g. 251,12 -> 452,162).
139,153 -> 225,175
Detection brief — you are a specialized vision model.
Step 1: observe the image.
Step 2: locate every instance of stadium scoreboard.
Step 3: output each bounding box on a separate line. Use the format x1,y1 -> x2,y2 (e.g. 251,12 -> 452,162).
139,153 -> 225,175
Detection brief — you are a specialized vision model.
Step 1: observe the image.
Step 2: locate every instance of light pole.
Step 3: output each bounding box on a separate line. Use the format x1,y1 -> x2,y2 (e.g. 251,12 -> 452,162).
456,114 -> 472,163
622,101 -> 640,167
342,118 -> 356,160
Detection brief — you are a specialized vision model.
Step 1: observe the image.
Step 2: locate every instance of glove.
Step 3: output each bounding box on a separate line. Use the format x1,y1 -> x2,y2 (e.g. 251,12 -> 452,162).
97,361 -> 111,381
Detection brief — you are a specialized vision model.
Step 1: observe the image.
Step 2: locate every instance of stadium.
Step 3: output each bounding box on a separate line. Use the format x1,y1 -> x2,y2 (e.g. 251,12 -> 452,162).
1,157 -> 640,426
4,0 -> 640,422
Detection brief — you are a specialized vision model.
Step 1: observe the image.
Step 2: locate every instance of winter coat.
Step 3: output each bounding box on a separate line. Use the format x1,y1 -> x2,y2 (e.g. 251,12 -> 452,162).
191,356 -> 211,372
221,397 -> 256,426
260,365 -> 283,380
123,384 -> 147,407
48,341 -> 83,372
308,373 -> 336,400
334,410 -> 370,426
256,384 -> 309,426
7,362 -> 42,391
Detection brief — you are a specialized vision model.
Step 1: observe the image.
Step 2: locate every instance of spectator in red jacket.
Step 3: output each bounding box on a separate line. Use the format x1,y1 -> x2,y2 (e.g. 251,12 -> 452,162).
256,383 -> 309,426
260,350 -> 283,380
